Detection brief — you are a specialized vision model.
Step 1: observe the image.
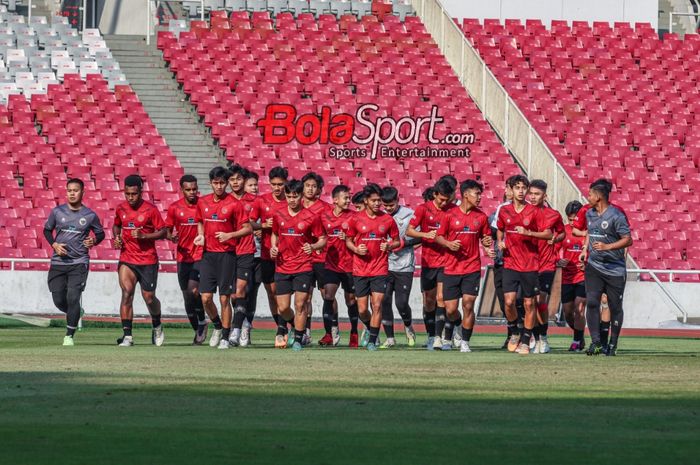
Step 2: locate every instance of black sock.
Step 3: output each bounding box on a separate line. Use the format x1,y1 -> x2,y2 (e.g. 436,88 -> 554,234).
369,326 -> 380,344
423,310 -> 436,337
454,315 -> 462,328
435,306 -> 446,338
222,328 -> 231,340
348,303 -> 359,334
294,329 -> 304,344
573,329 -> 584,343
521,329 -> 532,347
461,326 -> 473,342
444,318 -> 455,341
507,320 -> 518,338
533,325 -> 541,341
185,310 -> 198,331
66,326 -> 76,337
322,299 -> 334,335
272,313 -> 280,326
233,310 -> 246,330
211,315 -> 223,330
122,319 -> 133,337
306,312 -> 312,331
383,320 -> 395,338
194,299 -> 206,325
276,317 -> 288,336
540,322 -> 548,337
600,321 -> 610,347
151,314 -> 161,328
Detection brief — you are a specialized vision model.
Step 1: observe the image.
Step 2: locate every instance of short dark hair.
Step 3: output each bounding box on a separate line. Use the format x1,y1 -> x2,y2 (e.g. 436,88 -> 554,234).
438,175 -> 457,190
565,200 -> 583,217
228,163 -> 245,178
460,179 -> 483,195
284,179 -> 303,195
381,186 -> 399,203
268,166 -> 288,181
363,183 -> 382,198
302,172 -> 324,191
422,187 -> 435,202
124,174 -> 143,189
66,178 -> 84,190
434,179 -> 456,197
352,191 -> 365,205
332,184 -> 349,198
590,178 -> 611,201
530,179 -> 547,192
244,170 -> 259,181
510,174 -> 530,188
506,175 -> 519,188
179,174 -> 197,187
209,166 -> 230,181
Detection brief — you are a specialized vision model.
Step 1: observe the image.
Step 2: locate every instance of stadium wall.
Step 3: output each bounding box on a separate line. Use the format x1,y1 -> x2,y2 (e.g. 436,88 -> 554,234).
441,0 -> 658,30
0,271 -> 695,329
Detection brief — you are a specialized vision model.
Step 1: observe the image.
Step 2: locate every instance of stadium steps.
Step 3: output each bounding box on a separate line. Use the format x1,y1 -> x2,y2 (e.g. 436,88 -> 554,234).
103,34 -> 226,191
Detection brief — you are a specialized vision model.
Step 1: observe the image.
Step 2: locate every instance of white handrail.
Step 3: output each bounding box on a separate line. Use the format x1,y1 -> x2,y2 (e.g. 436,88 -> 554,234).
669,12 -> 700,35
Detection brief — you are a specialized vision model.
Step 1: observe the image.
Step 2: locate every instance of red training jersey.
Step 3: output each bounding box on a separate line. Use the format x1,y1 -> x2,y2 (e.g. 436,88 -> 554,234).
537,205 -> 566,272
322,208 -> 354,273
256,192 -> 287,260
232,192 -> 258,256
409,201 -> 448,268
347,210 -> 400,277
305,199 -> 332,264
497,203 -> 545,273
195,193 -> 244,253
437,205 -> 491,275
272,207 -> 324,274
114,200 -> 165,265
560,224 -> 586,284
165,197 -> 203,263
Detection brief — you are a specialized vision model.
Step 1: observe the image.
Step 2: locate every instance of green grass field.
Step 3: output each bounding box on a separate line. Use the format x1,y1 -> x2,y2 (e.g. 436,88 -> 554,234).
1,326 -> 698,464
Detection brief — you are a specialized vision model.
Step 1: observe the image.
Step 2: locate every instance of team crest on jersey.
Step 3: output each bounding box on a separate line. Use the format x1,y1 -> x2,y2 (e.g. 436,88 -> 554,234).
79,217 -> 87,226
379,225 -> 386,233
222,207 -> 228,214
245,204 -> 252,211
523,219 -> 530,226
601,221 -> 609,229
342,222 -> 348,229
138,215 -> 144,222
297,222 -> 305,230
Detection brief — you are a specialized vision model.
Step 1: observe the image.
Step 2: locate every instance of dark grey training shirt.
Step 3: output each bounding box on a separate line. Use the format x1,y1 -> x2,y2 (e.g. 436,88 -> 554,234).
586,205 -> 631,277
44,205 -> 104,265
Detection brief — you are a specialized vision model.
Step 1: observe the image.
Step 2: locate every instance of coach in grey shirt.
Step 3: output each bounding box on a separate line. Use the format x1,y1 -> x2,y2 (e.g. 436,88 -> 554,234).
380,187 -> 421,346
44,178 -> 104,345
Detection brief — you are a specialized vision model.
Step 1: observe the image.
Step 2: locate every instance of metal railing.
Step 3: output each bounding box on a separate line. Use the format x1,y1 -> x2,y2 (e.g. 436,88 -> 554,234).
147,0 -> 205,45
0,258 -> 177,271
669,12 -> 700,35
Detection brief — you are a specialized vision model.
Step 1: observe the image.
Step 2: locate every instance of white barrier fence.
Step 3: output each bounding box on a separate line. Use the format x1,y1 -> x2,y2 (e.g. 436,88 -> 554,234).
0,259 -> 697,328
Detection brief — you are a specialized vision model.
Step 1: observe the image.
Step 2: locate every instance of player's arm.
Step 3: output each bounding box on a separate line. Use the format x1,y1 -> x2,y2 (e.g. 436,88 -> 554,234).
515,226 -> 552,240
304,235 -> 327,255
435,231 -> 460,251
43,212 -> 68,256
112,220 -> 123,249
496,228 -> 506,250
381,221 -> 401,252
216,221 -> 253,242
135,227 -> 167,240
592,234 -> 632,252
85,214 -> 106,249
270,232 -> 279,258
194,220 -> 205,247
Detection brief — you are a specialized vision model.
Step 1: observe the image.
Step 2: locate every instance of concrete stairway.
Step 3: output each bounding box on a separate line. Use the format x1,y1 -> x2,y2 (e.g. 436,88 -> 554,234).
103,35 -> 226,191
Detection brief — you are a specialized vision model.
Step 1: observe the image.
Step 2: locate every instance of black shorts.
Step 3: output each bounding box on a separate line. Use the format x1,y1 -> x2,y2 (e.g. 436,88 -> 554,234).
561,281 -> 586,303
199,251 -> 236,294
48,263 -> 89,293
325,269 -> 355,293
442,272 -> 481,301
387,271 -> 413,296
538,271 -> 556,295
420,266 -> 443,292
261,259 -> 275,284
585,265 -> 626,309
275,271 -> 314,295
312,262 -> 326,288
354,275 -> 388,298
502,268 -> 539,298
119,262 -> 158,292
236,253 -> 254,282
176,261 -> 200,291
